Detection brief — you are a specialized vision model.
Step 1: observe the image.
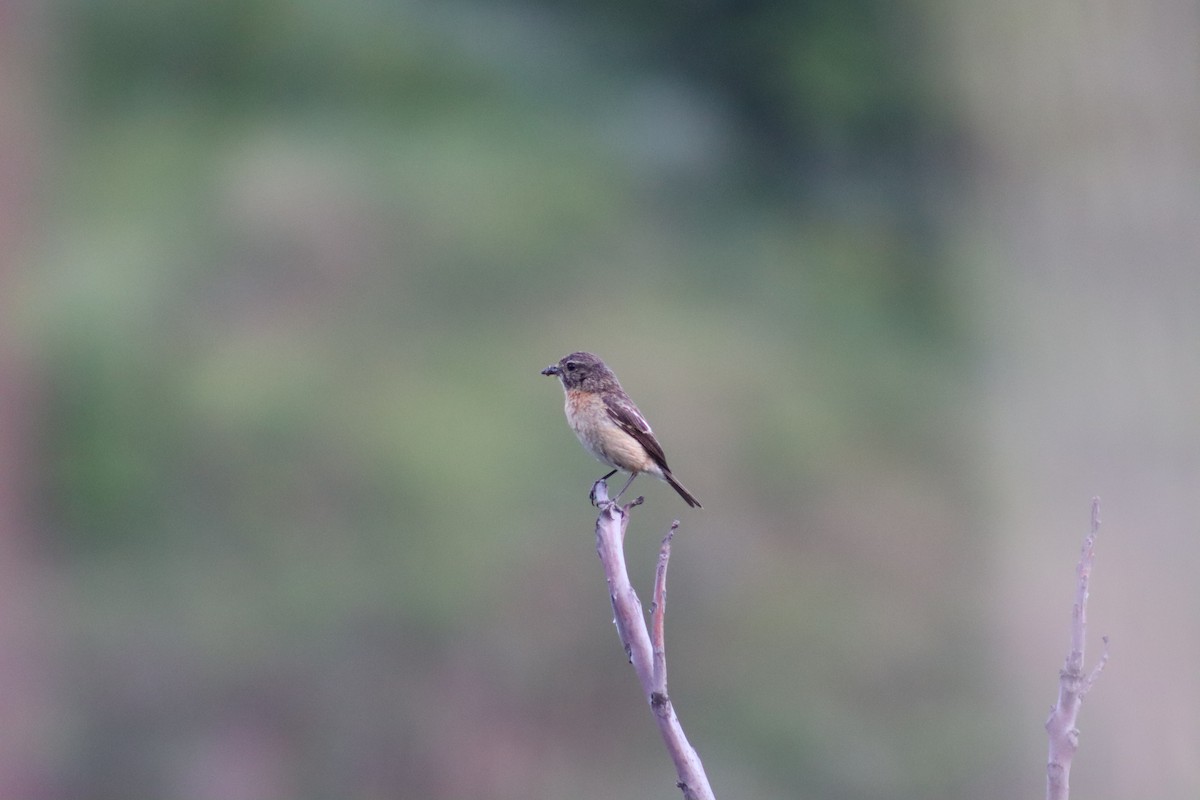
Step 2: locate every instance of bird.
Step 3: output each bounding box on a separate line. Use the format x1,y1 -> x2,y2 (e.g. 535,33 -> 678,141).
541,351 -> 701,508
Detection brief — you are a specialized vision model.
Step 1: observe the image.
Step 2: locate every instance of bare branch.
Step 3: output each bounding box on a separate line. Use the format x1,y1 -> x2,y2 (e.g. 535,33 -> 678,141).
650,524 -> 677,692
1045,497 -> 1109,800
592,480 -> 715,800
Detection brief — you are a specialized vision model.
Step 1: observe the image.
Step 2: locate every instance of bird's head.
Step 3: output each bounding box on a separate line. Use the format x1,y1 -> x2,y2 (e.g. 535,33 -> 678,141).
541,351 -> 615,392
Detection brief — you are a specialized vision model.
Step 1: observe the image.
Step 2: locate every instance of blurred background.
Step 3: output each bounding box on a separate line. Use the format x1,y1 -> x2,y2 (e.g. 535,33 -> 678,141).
3,0 -> 1198,798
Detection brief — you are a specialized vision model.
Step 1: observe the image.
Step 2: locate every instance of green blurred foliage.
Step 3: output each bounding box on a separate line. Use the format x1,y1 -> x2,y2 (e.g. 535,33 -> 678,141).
28,1 -> 1010,798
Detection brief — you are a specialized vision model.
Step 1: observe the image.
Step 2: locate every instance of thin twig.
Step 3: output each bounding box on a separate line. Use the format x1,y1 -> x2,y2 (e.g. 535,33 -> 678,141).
1045,497 -> 1109,800
592,480 -> 715,800
650,524 -> 677,692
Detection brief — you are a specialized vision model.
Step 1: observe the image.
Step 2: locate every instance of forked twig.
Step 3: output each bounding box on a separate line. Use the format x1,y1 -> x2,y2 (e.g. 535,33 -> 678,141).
592,480 -> 714,800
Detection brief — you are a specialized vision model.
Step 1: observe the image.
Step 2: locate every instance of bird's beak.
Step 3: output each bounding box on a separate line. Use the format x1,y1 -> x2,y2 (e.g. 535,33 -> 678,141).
541,364 -> 560,376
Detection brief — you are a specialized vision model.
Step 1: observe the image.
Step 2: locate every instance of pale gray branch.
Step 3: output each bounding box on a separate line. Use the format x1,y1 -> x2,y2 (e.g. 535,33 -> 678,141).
1045,497 -> 1109,800
592,480 -> 715,800
650,524 -> 676,691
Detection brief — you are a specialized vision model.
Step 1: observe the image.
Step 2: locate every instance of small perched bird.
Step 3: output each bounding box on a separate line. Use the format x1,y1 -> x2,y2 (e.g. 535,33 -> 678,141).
541,351 -> 701,508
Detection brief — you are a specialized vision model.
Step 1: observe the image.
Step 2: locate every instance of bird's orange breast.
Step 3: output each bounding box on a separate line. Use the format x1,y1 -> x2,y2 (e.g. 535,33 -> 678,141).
564,389 -> 608,448
564,389 -> 657,474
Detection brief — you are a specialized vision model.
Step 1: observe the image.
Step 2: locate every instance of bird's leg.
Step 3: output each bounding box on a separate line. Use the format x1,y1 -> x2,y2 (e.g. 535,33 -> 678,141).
611,471 -> 638,504
589,469 -> 621,506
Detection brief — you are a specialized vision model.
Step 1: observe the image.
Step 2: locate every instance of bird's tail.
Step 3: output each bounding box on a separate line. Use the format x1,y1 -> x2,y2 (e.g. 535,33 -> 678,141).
663,470 -> 702,509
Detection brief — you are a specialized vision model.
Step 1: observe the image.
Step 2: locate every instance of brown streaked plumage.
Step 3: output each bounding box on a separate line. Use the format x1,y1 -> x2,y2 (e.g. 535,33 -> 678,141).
541,351 -> 701,508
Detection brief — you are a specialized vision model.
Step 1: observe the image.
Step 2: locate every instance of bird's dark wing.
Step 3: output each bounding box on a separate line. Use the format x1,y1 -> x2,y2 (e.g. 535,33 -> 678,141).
604,393 -> 670,471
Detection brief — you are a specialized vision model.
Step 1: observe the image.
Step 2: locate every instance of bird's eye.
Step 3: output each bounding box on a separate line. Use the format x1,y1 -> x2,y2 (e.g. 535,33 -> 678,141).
565,362 -> 577,372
